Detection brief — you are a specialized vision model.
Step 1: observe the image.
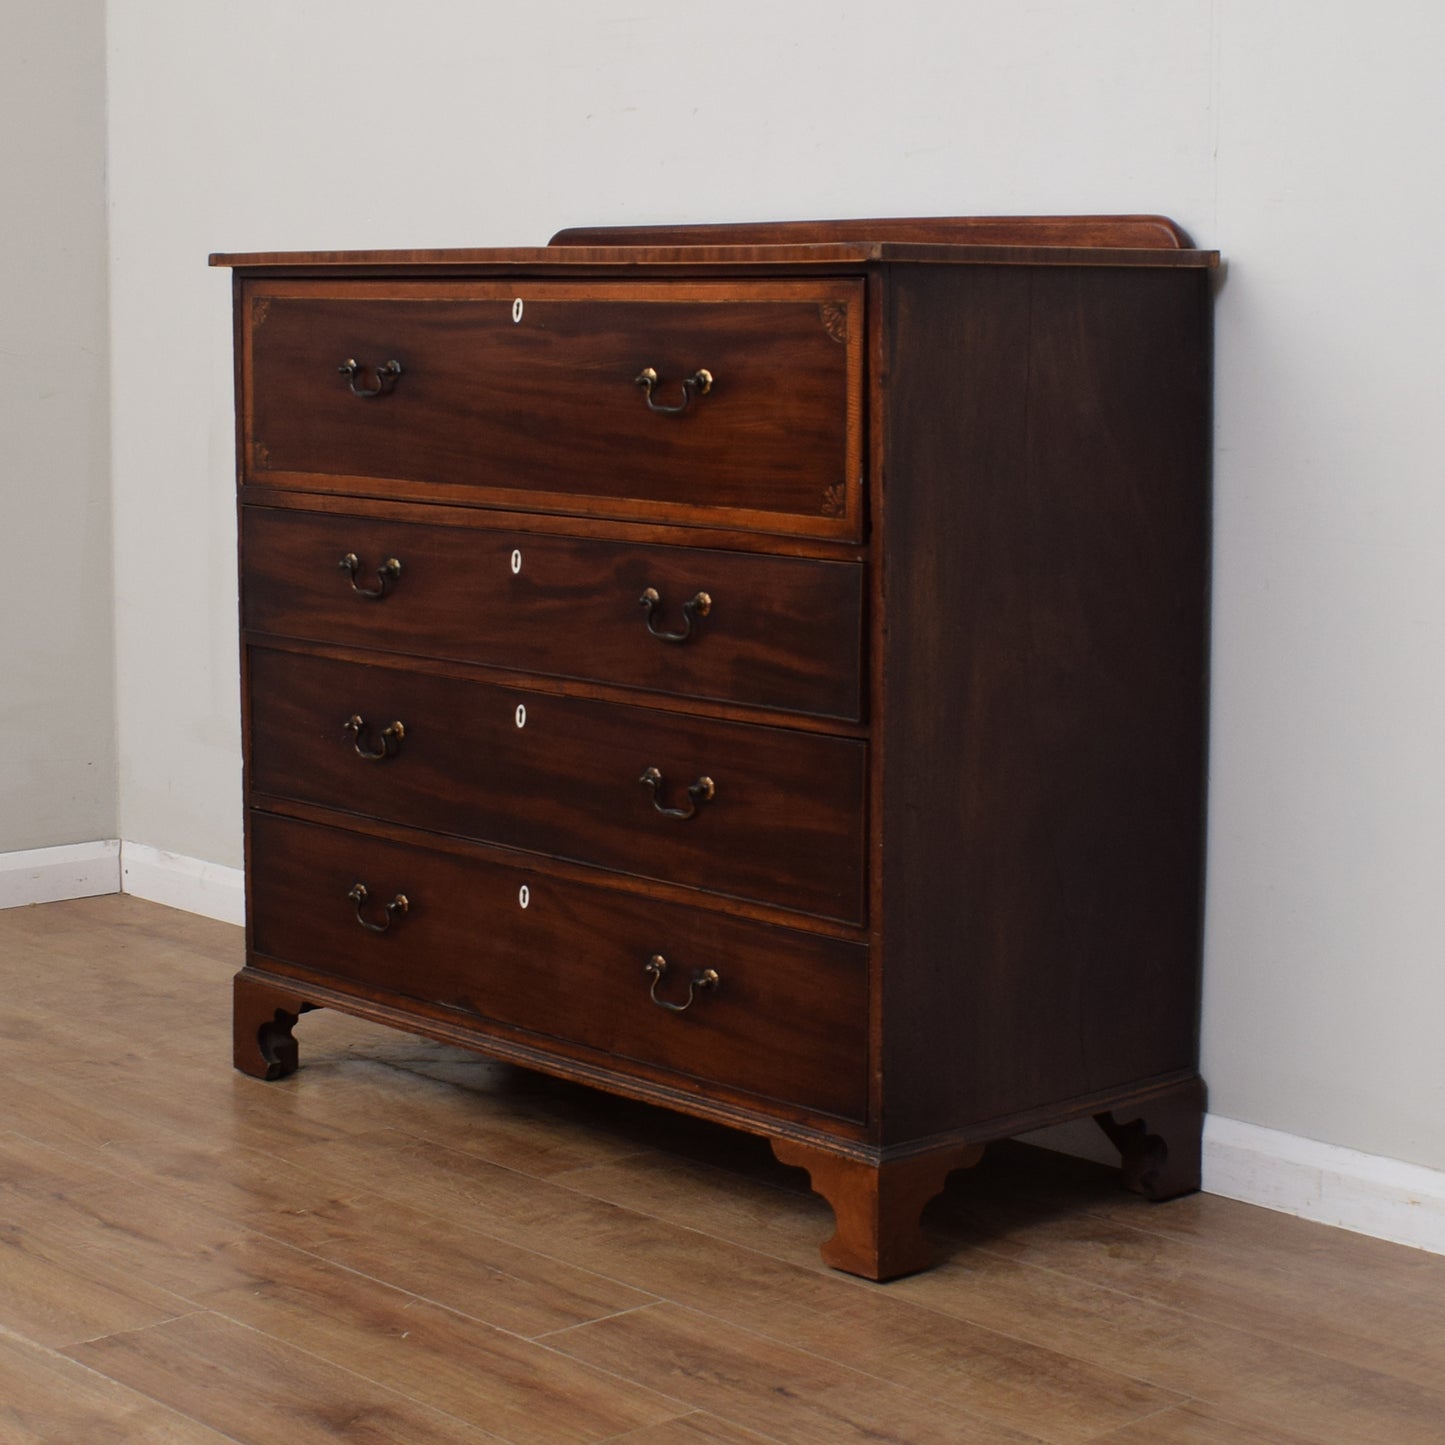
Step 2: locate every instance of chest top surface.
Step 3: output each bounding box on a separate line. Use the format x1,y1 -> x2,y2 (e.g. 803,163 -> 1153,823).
210,213 -> 1218,273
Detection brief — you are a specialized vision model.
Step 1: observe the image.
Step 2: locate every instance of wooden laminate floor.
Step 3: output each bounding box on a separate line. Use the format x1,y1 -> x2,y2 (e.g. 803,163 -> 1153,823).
1,895 -> 1442,1443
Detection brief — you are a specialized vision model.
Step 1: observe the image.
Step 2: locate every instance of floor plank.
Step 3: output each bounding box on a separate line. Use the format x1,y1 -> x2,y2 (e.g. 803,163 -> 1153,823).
66,1312 -> 511,1445
923,1142 -> 1445,1391
1089,1402 -> 1325,1443
0,1228 -> 189,1350
186,1234 -> 682,1443
0,1326 -> 238,1444
528,1148 -> 1182,1441
598,1413 -> 782,1445
893,1246 -> 1445,1445
546,1301 -> 1039,1444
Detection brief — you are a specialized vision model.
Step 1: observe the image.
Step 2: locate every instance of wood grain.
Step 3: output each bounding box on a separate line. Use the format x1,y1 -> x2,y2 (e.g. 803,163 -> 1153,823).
1090,1403 -> 1328,1444
241,504 -> 867,721
210,220 -> 1220,273
549,214 -> 1199,249
244,278 -> 864,540
930,1155 -> 1445,1392
598,1414 -> 782,1445
246,810 -> 868,1118
876,261 -> 1210,1141
245,651 -> 868,924
0,1328 -> 234,1444
181,1236 -> 682,1444
67,1312 -> 512,1445
546,1301 -> 1038,1444
0,1229 -> 187,1350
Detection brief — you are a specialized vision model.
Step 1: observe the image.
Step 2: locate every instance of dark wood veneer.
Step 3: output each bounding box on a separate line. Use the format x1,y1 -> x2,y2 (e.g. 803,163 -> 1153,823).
242,505 -> 866,720
248,811 -> 868,1121
549,213 -> 1198,249
247,645 -> 867,925
877,262 -> 1210,1141
245,279 -> 864,539
222,217 -> 1212,1280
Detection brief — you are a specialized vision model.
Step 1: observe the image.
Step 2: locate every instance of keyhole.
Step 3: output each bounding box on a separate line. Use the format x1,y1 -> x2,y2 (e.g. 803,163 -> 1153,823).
518,884 -> 530,909
515,704 -> 526,729
512,298 -> 524,323
510,549 -> 522,575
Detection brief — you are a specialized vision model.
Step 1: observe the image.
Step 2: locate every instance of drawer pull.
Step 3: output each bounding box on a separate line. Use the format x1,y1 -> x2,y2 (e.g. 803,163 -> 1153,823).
339,553 -> 402,599
639,766 -> 715,820
644,953 -> 720,1013
348,882 -> 409,934
338,358 -> 403,397
344,713 -> 406,761
639,586 -> 711,643
634,366 -> 713,416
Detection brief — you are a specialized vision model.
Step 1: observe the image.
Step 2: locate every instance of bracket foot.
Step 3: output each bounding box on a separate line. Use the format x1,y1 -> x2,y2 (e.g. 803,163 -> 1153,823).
1094,1076 -> 1206,1201
771,1137 -> 984,1280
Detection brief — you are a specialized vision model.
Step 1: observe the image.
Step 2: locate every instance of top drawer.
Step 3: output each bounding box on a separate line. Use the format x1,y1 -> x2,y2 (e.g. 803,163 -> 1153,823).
242,280 -> 865,540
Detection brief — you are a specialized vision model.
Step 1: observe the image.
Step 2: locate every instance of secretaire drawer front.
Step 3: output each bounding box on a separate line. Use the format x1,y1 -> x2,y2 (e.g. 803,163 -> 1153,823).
248,813 -> 868,1120
243,280 -> 864,538
248,648 -> 867,925
241,507 -> 865,721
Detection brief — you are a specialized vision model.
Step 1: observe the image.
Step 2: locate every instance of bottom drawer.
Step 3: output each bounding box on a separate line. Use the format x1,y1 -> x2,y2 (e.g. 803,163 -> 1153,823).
248,812 -> 868,1121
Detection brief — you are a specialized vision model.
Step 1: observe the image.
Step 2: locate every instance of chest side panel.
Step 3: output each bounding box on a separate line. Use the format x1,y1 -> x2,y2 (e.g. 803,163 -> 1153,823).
877,263 -> 1210,1142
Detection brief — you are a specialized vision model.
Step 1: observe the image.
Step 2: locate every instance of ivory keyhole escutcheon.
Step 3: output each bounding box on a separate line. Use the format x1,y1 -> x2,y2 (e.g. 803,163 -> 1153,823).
512,298 -> 523,323
518,884 -> 530,909
515,704 -> 526,729
510,548 -> 522,575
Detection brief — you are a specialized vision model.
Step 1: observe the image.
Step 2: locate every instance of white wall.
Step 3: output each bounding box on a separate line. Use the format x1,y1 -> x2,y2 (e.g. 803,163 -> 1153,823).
1206,3 -> 1445,1174
103,0 -> 1445,1175
0,1 -> 114,852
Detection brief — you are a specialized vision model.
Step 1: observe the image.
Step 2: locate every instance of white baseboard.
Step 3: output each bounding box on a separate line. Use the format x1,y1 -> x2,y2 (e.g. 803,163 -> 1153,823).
0,839 -> 121,909
1203,1115 -> 1445,1257
0,839 -> 242,925
119,841 -> 245,926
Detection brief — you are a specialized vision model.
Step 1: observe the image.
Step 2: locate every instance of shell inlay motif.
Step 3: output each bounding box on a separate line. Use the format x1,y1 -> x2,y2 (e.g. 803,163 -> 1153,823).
819,303 -> 848,343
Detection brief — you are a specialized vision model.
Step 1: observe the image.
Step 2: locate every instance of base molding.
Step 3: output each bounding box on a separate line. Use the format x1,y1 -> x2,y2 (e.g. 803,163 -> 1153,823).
0,838 -> 243,925
0,839 -> 121,909
1203,1115 -> 1445,1258
119,842 -> 245,926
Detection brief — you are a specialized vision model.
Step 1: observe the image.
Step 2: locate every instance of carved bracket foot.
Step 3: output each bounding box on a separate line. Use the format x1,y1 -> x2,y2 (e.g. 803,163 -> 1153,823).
771,1137 -> 984,1280
1094,1076 -> 1206,1201
233,969 -> 313,1080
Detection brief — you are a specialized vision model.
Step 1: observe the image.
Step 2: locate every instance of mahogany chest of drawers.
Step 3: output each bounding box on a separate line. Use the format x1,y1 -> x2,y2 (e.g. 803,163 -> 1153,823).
215,216 -> 1216,1279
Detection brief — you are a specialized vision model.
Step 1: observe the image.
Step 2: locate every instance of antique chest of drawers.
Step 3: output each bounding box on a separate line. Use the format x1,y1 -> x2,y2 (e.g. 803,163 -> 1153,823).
214,216 -> 1216,1278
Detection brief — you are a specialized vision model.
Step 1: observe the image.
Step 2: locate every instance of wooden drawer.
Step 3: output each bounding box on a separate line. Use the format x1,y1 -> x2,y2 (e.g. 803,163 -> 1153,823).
248,647 -> 867,925
241,506 -> 865,721
243,279 -> 864,539
248,812 -> 868,1121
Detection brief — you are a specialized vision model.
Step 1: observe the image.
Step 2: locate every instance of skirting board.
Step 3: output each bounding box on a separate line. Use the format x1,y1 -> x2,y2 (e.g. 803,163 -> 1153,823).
3,839 -> 1442,1257
1203,1114 -> 1445,1258
119,841 -> 245,927
0,839 -> 120,909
